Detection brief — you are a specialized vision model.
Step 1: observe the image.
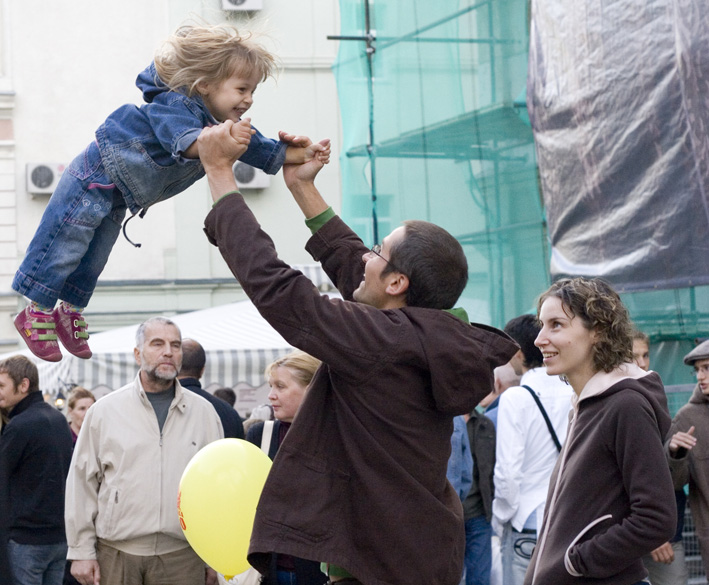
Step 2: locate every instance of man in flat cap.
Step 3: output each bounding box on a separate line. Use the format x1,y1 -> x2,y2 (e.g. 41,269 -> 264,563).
667,339 -> 709,573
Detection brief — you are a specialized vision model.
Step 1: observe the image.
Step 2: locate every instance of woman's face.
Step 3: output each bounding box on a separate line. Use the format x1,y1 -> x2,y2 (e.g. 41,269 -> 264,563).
535,296 -> 598,392
68,397 -> 95,431
267,366 -> 307,423
632,339 -> 650,371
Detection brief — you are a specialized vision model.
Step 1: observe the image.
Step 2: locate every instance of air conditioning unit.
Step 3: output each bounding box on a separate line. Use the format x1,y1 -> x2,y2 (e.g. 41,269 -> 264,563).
233,161 -> 270,190
222,0 -> 262,11
26,163 -> 67,195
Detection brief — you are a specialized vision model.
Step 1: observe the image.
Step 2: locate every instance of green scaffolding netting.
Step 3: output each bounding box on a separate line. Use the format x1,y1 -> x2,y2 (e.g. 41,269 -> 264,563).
332,0 -> 708,387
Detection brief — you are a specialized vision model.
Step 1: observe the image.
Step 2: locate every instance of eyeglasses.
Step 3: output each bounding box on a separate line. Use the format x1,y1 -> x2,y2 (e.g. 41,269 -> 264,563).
694,365 -> 709,377
367,244 -> 403,275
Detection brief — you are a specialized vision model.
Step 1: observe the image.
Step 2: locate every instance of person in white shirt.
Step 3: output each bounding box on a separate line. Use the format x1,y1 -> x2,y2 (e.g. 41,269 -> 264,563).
492,314 -> 573,585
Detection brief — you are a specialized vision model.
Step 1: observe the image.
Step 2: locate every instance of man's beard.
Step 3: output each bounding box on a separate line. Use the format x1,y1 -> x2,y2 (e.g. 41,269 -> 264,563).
143,363 -> 178,383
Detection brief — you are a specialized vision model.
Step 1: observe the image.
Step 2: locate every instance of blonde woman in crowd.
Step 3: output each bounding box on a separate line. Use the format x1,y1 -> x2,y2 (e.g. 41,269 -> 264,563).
246,350 -> 325,585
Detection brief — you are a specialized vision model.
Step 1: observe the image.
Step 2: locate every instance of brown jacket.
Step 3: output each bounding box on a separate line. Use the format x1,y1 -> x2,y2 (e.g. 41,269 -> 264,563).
525,367 -> 675,585
204,194 -> 518,585
668,383 -> 709,572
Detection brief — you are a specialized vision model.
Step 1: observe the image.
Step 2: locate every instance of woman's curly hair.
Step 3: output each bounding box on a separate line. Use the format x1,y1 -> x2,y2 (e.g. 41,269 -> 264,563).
154,24 -> 276,97
537,277 -> 634,373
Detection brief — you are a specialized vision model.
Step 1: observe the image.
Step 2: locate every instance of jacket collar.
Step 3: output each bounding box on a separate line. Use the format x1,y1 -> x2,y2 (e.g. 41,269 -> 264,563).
135,374 -> 188,414
689,383 -> 709,404
573,362 -> 649,408
8,390 -> 44,419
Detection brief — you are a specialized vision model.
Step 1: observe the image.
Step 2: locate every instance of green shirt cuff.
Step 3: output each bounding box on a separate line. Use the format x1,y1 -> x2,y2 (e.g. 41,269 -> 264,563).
305,207 -> 336,234
212,190 -> 241,208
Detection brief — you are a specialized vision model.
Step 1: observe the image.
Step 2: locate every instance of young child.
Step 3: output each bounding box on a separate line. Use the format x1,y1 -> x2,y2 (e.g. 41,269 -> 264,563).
12,24 -> 329,363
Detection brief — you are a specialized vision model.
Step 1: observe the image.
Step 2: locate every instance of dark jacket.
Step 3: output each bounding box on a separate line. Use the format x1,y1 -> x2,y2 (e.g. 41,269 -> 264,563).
204,194 -> 518,585
178,377 -> 244,439
0,391 -> 73,544
463,410 -> 496,522
246,421 -> 328,585
668,383 -> 709,570
246,420 -> 282,459
0,428 -> 13,585
525,367 -> 676,585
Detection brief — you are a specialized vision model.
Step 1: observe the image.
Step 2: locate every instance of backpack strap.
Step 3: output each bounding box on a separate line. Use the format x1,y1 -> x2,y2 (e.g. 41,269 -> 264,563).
522,385 -> 562,453
260,420 -> 274,454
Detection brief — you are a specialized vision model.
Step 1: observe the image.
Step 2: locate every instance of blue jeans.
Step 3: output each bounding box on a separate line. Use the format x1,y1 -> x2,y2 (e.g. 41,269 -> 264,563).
276,570 -> 298,584
7,539 -> 67,585
464,515 -> 492,585
12,141 -> 127,307
501,524 -> 536,585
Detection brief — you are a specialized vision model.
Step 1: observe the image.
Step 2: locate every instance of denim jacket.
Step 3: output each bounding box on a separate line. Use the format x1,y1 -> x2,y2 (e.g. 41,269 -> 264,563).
95,63 -> 286,214
447,414 -> 474,501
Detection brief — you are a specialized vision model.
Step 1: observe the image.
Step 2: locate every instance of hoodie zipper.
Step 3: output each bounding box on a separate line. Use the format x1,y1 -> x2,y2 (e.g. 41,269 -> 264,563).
530,407 -> 578,585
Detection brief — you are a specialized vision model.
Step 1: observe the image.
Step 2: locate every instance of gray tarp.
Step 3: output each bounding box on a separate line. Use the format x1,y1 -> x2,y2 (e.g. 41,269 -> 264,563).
528,0 -> 709,291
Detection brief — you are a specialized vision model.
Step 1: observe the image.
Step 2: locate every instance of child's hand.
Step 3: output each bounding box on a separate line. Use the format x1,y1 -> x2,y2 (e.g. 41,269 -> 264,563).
230,117 -> 256,148
305,139 -> 331,165
282,140 -> 331,188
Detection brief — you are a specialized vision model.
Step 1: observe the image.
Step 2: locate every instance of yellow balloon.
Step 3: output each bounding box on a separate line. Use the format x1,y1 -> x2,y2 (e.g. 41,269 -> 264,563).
178,438 -> 272,576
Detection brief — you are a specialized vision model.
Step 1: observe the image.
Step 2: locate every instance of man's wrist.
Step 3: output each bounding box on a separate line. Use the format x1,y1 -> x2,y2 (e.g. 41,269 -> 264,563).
212,190 -> 241,207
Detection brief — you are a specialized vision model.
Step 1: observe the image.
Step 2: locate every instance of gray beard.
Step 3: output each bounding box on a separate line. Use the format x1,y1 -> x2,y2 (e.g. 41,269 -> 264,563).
143,364 -> 177,383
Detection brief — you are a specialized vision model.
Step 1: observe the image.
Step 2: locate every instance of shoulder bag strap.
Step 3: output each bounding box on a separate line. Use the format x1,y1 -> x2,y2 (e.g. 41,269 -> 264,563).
522,385 -> 562,453
260,420 -> 274,454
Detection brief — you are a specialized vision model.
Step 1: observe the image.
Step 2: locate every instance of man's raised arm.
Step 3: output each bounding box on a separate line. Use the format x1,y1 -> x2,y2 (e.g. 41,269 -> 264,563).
280,139 -> 331,220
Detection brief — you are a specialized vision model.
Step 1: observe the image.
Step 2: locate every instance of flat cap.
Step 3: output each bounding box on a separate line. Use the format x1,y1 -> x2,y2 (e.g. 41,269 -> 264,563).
684,339 -> 709,366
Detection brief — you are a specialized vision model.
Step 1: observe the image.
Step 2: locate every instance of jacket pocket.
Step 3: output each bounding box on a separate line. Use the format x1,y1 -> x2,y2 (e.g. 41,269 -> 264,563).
262,449 -> 350,543
67,142 -> 104,181
564,514 -> 613,577
96,486 -> 119,537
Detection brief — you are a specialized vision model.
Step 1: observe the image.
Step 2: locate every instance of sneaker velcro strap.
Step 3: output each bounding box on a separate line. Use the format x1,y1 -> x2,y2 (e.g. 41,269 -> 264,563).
36,332 -> 58,341
72,318 -> 87,328
74,331 -> 89,339
30,321 -> 56,330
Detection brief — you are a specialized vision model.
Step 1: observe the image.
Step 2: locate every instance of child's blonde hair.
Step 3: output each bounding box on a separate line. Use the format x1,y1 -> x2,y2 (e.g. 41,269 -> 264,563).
154,24 -> 276,97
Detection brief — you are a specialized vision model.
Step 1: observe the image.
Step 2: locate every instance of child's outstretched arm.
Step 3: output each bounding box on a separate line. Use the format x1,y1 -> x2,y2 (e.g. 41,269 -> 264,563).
279,131 -> 331,166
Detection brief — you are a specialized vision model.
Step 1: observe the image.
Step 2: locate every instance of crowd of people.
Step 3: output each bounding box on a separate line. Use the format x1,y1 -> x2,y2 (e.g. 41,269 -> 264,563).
0,17 -> 707,585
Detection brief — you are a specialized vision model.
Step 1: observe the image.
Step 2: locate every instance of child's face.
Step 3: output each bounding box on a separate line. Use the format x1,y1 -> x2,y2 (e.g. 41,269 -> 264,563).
199,70 -> 261,123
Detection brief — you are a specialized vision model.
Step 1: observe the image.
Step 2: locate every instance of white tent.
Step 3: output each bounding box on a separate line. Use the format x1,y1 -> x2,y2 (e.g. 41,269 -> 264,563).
5,265 -> 336,415
8,299 -> 295,416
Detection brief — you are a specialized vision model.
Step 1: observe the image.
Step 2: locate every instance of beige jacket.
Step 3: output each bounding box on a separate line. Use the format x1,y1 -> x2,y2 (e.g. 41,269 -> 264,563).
65,375 -> 223,559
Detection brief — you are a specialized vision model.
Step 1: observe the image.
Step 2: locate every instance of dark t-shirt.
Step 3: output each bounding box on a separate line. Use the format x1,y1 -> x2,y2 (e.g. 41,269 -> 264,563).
145,387 -> 175,432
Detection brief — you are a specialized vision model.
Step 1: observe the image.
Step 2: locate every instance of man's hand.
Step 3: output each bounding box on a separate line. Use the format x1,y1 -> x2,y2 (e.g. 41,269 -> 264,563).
650,541 -> 675,564
205,567 -> 218,585
198,122 -> 244,202
282,139 -> 331,189
230,118 -> 255,148
278,130 -> 313,149
198,120 -> 249,172
71,559 -> 101,585
669,426 -> 696,454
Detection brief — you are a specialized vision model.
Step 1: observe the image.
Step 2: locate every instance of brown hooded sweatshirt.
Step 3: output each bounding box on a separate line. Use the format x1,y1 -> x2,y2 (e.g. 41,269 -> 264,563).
204,194 -> 518,585
525,365 -> 675,585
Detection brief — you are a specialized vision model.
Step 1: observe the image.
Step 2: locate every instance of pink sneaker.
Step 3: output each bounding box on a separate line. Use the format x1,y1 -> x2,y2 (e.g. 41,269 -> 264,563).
53,304 -> 92,359
14,306 -> 62,362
